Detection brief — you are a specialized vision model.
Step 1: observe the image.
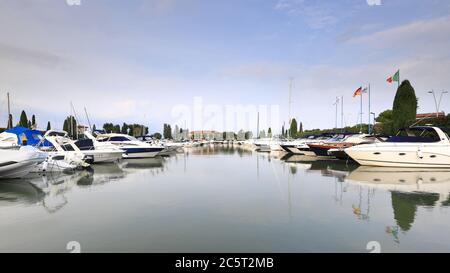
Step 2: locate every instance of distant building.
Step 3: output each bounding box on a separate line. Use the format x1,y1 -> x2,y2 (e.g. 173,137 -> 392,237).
416,112 -> 446,119
77,124 -> 89,135
214,132 -> 223,141
189,130 -> 218,140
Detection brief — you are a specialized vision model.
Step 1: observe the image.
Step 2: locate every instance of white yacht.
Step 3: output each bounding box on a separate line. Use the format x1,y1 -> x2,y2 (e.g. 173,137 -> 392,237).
94,133 -> 164,158
0,129 -> 78,173
136,136 -> 184,155
46,130 -> 123,164
0,146 -> 47,179
280,134 -> 335,156
345,126 -> 450,168
43,134 -> 91,169
254,138 -> 283,152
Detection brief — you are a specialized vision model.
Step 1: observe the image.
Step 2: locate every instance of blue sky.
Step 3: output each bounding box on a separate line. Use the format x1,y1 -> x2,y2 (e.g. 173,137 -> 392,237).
1,0 -> 450,134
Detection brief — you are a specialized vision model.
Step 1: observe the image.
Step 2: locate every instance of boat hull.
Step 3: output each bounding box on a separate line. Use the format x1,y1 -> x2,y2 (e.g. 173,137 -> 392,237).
345,144 -> 450,168
82,151 -> 123,163
0,160 -> 39,179
122,148 -> 164,159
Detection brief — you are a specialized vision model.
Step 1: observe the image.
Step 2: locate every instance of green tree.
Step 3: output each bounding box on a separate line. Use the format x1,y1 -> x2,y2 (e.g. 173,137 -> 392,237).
63,116 -> 78,139
376,109 -> 393,123
299,122 -> 303,133
121,123 -> 129,134
7,114 -> 13,129
281,125 -> 285,137
392,80 -> 418,133
92,124 -> 97,131
46,121 -> 51,131
19,110 -> 28,127
268,127 -> 272,138
31,115 -> 36,127
152,132 -> 162,139
290,118 -> 298,138
163,124 -> 172,139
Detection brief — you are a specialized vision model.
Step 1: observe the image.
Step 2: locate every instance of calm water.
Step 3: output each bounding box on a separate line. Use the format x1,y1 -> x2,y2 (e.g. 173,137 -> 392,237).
1,145 -> 450,253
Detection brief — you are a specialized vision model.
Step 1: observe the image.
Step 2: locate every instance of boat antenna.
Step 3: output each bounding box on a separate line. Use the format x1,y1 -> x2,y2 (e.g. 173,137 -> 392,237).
84,107 -> 92,132
6,92 -> 12,129
70,102 -> 81,139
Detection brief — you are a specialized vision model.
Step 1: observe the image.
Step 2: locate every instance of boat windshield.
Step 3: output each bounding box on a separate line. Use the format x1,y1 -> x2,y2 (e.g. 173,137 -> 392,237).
387,127 -> 441,143
441,128 -> 450,140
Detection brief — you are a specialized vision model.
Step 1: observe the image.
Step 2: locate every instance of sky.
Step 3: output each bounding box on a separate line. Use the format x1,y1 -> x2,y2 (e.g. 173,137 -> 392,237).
1,0 -> 450,134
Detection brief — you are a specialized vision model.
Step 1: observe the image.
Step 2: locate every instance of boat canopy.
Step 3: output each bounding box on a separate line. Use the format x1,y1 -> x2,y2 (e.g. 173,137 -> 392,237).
387,127 -> 442,143
5,126 -> 51,146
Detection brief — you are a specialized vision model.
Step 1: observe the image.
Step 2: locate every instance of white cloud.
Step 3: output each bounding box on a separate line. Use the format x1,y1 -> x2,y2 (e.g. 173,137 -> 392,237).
274,0 -> 342,29
347,16 -> 450,50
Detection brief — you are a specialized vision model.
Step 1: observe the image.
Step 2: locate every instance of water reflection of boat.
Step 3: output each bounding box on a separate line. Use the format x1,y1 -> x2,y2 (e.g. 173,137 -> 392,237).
0,180 -> 45,206
121,157 -> 165,169
346,167 -> 450,199
78,163 -> 126,186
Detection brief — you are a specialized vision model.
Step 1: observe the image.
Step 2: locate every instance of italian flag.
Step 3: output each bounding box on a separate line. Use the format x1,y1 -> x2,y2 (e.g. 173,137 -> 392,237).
387,70 -> 400,83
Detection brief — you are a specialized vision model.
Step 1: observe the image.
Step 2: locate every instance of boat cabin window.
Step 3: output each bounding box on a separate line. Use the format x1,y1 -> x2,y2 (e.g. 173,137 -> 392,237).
441,128 -> 450,140
387,127 -> 441,143
109,136 -> 131,142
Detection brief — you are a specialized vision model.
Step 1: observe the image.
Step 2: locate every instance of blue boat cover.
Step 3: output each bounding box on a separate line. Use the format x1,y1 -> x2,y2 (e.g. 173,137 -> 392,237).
5,126 -> 52,146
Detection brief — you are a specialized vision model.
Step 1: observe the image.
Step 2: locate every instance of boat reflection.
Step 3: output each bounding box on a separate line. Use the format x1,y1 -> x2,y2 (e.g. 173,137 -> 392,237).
346,167 -> 450,236
346,167 -> 450,199
0,180 -> 45,206
0,163 -> 130,213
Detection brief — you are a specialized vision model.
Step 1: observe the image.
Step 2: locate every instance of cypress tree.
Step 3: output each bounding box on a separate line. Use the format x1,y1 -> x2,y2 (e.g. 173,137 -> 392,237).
63,119 -> 69,132
392,80 -> 418,133
31,115 -> 36,127
19,110 -> 28,127
46,121 -> 51,131
7,114 -> 13,129
290,118 -> 298,138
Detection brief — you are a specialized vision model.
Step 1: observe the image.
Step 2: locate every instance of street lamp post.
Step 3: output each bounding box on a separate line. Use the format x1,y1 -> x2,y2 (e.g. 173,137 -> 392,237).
428,90 -> 448,117
370,112 -> 376,135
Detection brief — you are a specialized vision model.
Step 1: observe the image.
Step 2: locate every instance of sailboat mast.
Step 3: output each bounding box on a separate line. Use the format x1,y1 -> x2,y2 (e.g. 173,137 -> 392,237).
341,96 -> 344,131
257,111 -> 260,139
6,92 -> 11,129
84,107 -> 92,131
288,77 -> 293,139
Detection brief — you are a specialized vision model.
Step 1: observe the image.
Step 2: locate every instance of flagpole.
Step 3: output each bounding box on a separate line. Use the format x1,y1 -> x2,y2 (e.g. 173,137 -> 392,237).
360,90 -> 363,133
368,83 -> 371,135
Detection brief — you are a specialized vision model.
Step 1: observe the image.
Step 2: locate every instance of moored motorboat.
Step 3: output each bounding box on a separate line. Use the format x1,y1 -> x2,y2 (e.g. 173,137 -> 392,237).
94,133 -> 164,158
309,134 -> 379,157
345,126 -> 450,168
0,146 -> 47,179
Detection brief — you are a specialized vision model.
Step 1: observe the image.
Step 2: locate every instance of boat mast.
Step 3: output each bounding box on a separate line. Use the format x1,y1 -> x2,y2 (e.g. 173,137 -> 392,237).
70,102 -> 81,139
6,92 -> 12,129
288,77 -> 293,139
84,107 -> 92,132
341,95 -> 344,132
257,111 -> 260,139
368,83 -> 371,135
